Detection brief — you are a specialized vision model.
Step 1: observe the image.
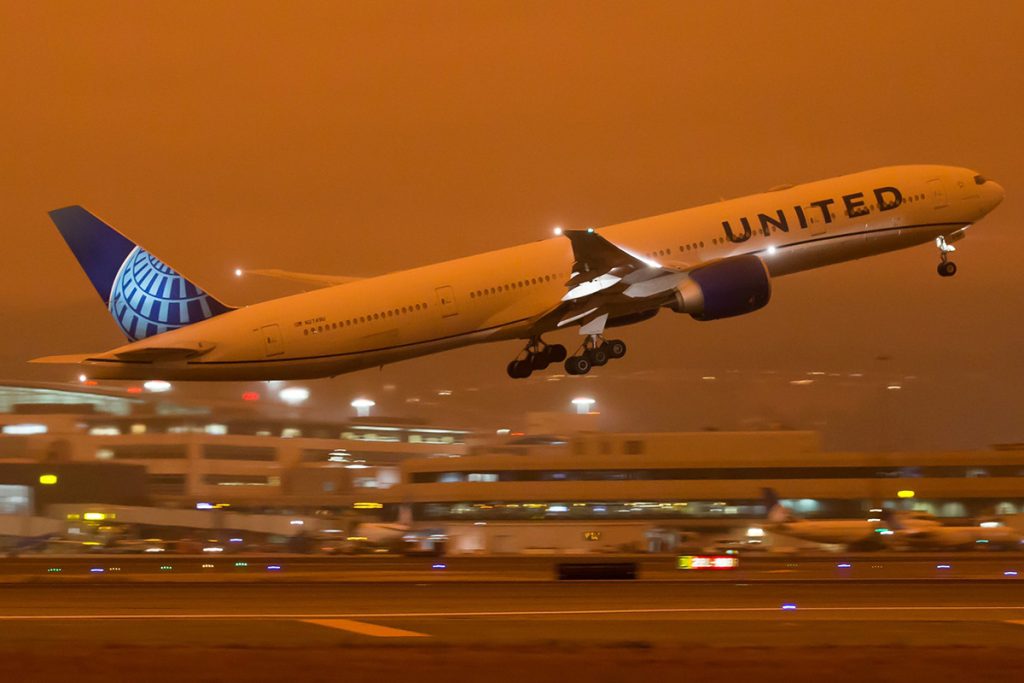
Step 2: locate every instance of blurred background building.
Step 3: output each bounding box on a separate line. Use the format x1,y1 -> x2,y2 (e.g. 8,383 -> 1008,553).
0,380 -> 1022,553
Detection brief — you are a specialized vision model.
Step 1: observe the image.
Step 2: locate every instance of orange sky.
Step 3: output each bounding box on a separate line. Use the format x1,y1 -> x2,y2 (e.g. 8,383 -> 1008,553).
1,1 -> 1021,448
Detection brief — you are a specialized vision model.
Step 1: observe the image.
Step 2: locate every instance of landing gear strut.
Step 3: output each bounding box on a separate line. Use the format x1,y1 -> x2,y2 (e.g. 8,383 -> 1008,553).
936,236 -> 957,278
506,338 -> 567,379
564,336 -> 627,376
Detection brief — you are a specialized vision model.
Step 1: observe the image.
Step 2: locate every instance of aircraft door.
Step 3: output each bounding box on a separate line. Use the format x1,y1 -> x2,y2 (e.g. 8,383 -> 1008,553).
260,324 -> 284,357
434,286 -> 459,318
927,178 -> 949,210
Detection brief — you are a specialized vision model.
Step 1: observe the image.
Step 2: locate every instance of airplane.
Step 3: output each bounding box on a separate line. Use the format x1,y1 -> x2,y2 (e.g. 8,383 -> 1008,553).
334,506 -> 439,554
885,511 -> 1023,550
762,488 -> 939,549
34,165 -> 1004,381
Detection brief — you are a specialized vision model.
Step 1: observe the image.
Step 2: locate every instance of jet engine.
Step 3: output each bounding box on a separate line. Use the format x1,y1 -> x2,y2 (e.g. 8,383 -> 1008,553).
667,254 -> 771,321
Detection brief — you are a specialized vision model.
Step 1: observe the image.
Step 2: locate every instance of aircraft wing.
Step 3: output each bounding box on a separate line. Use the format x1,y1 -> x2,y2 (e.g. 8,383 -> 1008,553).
533,229 -> 691,333
241,268 -> 362,287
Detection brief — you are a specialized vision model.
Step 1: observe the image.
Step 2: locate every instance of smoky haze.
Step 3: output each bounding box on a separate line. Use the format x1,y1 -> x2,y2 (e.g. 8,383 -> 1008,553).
0,1 -> 1021,449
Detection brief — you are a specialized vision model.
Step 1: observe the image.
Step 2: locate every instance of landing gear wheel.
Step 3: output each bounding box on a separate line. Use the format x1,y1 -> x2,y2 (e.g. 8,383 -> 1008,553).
604,339 -> 627,359
586,347 -> 608,367
545,344 -> 567,363
506,359 -> 533,379
937,261 -> 957,278
565,355 -> 592,376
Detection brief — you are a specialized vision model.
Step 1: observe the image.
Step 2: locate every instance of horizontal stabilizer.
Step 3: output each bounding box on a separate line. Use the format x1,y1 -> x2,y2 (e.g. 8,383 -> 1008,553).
241,268 -> 362,287
32,343 -> 214,365
113,345 -> 214,362
29,353 -> 98,365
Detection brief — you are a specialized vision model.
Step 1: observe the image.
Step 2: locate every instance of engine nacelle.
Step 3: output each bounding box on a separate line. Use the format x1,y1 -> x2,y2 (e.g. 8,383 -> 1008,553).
668,254 -> 771,321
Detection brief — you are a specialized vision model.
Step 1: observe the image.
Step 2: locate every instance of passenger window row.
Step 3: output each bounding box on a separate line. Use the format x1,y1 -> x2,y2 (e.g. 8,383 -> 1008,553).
469,274 -> 559,299
305,302 -> 430,336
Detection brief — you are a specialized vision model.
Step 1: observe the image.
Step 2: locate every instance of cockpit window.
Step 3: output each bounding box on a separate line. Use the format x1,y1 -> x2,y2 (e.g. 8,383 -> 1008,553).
974,174 -> 987,185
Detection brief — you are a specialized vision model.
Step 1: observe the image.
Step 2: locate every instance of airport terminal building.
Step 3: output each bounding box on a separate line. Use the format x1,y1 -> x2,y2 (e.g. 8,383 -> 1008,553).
1,381 -> 1022,552
0,381 -> 468,516
395,430 -> 1024,553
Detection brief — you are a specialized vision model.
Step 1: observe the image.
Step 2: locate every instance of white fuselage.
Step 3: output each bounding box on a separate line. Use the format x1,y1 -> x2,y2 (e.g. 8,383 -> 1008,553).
78,165 -> 1003,380
897,524 -> 1022,549
772,514 -> 940,546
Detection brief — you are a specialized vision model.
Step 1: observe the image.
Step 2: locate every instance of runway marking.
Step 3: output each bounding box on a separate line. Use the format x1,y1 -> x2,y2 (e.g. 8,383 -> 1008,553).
2,606 -> 1024,621
301,619 -> 428,638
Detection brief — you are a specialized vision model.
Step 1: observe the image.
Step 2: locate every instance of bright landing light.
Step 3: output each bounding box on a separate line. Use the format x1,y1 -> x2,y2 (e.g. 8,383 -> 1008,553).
280,387 -> 310,405
143,380 -> 172,393
350,398 -> 375,417
553,226 -> 563,236
571,397 -> 596,415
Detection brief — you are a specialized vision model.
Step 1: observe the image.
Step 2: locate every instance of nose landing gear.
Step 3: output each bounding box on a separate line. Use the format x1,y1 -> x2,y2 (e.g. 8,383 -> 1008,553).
936,236 -> 957,278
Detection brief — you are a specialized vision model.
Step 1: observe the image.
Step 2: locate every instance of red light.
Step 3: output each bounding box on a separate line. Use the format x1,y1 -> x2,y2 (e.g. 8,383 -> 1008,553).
125,387 -> 143,394
241,392 -> 260,402
83,380 -> 98,386
677,555 -> 739,570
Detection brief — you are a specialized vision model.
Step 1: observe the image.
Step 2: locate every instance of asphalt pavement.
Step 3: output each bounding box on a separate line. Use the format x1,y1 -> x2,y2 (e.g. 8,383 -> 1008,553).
3,579 -> 1024,647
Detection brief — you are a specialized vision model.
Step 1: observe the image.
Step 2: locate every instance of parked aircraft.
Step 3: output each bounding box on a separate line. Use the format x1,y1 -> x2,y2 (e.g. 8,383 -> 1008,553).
886,511 -> 1022,550
763,488 -> 939,549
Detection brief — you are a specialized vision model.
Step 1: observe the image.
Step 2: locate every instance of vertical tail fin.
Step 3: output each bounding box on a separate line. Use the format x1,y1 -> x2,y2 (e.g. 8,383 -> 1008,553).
397,504 -> 413,527
882,509 -> 903,531
48,206 -> 233,342
762,487 -> 795,524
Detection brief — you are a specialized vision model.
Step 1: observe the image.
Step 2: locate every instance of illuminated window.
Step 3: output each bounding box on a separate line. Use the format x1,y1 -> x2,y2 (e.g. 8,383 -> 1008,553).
2,423 -> 47,435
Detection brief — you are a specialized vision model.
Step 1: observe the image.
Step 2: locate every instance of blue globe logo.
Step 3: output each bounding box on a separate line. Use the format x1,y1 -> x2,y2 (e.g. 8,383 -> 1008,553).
108,247 -> 226,341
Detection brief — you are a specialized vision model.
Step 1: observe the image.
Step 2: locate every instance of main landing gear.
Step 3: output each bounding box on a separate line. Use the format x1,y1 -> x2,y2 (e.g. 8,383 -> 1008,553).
564,336 -> 627,376
506,336 -> 628,378
506,338 -> 568,379
936,236 -> 957,278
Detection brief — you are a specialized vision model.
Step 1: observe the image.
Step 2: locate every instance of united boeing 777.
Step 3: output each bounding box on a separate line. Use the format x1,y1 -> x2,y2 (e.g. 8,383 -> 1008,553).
35,165 -> 1004,380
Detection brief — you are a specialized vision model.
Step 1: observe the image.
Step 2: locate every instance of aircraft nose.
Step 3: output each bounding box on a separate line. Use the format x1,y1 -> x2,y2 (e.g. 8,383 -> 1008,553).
988,180 -> 1005,204
978,177 -> 1005,212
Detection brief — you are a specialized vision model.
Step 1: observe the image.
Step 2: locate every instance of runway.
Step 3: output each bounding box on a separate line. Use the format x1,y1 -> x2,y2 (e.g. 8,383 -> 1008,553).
5,578 -> 1024,681
4,581 -> 1024,644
